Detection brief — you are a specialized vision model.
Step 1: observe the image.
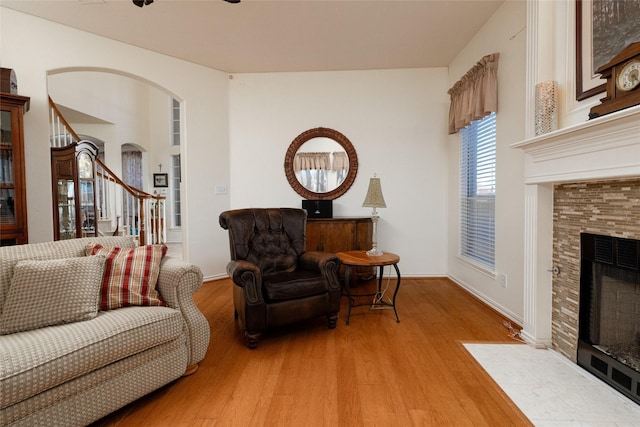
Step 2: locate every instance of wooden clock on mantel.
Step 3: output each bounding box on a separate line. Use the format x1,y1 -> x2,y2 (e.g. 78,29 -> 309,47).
589,42 -> 640,119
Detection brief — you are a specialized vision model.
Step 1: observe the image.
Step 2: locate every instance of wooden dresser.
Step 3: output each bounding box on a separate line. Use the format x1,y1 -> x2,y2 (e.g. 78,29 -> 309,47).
306,217 -> 373,281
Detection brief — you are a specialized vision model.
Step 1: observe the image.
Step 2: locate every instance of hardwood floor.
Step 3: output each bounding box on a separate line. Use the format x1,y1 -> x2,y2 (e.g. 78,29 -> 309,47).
92,277 -> 533,426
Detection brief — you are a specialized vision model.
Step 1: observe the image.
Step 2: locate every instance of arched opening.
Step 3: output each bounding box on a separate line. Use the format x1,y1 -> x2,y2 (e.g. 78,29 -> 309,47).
47,69 -> 184,256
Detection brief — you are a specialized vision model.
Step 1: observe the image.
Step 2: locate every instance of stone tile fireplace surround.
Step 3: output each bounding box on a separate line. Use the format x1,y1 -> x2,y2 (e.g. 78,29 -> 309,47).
511,105 -> 640,360
553,180 -> 640,360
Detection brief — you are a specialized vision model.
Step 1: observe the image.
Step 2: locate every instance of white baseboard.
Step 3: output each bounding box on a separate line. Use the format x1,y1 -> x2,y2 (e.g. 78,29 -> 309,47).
203,273 -> 228,283
447,274 -> 523,326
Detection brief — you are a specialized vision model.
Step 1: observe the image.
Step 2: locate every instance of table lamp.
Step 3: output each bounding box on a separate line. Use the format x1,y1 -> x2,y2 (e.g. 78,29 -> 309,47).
362,174 -> 386,256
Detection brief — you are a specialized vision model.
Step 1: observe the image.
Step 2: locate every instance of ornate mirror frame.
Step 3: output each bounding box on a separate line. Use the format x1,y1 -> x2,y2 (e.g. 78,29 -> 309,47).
284,127 -> 358,200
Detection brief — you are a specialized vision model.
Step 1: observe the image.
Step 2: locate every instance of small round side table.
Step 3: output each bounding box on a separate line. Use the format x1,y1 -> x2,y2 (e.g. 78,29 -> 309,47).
336,250 -> 401,325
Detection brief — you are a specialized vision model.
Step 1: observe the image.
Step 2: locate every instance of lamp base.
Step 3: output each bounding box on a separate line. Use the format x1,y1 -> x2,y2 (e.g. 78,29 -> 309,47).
366,247 -> 384,256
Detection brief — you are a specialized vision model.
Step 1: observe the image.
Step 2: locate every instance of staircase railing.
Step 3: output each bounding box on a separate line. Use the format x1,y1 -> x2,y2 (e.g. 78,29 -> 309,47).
49,97 -> 166,245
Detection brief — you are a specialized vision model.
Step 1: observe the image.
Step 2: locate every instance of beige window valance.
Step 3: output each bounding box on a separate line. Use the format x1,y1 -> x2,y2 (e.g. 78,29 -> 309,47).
447,53 -> 499,134
294,152 -> 331,172
331,151 -> 348,171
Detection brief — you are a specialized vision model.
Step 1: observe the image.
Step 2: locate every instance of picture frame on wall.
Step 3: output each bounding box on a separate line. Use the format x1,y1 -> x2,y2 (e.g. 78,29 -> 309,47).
576,0 -> 640,101
153,173 -> 168,188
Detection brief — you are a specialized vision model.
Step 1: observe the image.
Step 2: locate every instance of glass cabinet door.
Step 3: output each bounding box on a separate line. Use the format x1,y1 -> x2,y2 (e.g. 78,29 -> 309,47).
0,93 -> 29,246
51,141 -> 98,240
0,189 -> 15,225
0,110 -> 14,225
0,112 -> 14,222
0,111 -> 16,225
57,179 -> 76,240
79,179 -> 95,236
77,149 -> 97,238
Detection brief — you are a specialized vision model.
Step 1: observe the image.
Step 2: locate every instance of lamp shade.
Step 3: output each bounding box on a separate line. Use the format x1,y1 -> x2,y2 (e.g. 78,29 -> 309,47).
362,177 -> 386,208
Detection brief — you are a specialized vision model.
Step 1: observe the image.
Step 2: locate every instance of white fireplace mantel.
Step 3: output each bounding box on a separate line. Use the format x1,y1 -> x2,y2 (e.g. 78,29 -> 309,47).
510,105 -> 640,348
511,105 -> 640,185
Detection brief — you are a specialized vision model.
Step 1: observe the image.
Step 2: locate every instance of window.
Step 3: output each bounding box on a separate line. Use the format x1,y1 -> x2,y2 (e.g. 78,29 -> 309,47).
170,99 -> 181,228
171,154 -> 181,227
460,112 -> 496,270
171,99 -> 180,146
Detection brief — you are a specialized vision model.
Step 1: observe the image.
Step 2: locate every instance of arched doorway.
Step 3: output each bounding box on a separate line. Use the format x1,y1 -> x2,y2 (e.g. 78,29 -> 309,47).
47,69 -> 184,256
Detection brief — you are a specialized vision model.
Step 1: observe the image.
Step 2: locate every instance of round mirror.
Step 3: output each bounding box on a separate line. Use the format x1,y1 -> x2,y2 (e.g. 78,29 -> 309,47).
284,127 -> 358,200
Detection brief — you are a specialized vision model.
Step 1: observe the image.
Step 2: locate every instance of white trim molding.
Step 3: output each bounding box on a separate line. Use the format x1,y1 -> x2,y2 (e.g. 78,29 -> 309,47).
512,103 -> 640,349
511,105 -> 640,184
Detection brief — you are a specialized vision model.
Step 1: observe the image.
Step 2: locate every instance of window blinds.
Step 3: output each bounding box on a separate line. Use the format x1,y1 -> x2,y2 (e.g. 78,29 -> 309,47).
460,112 -> 496,269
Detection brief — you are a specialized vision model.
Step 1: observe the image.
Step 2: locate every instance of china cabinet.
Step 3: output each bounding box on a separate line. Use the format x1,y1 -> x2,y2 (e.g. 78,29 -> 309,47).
51,141 -> 98,240
0,92 -> 30,246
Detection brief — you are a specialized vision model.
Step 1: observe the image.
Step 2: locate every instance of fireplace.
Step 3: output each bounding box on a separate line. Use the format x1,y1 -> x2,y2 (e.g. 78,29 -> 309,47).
578,233 -> 640,404
513,105 -> 640,402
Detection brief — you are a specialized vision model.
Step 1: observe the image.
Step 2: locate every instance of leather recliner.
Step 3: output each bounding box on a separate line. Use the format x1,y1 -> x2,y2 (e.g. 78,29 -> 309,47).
219,208 -> 342,348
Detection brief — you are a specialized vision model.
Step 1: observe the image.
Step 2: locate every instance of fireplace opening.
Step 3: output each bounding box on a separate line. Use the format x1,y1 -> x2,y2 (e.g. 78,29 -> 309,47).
579,233 -> 640,404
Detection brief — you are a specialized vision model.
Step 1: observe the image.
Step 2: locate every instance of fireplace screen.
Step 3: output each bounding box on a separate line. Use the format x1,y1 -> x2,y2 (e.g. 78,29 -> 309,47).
579,233 -> 640,404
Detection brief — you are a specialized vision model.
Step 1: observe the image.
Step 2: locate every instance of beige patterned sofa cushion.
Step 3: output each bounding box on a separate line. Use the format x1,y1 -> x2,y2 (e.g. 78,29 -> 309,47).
0,305 -> 183,410
2,338 -> 188,426
0,256 -> 106,335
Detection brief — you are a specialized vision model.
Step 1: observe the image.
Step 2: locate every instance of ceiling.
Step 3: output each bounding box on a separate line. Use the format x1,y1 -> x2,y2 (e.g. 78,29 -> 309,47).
1,0 -> 504,74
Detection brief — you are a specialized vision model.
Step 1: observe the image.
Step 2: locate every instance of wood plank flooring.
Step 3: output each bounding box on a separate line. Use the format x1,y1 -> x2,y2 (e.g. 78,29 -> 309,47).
92,277 -> 533,426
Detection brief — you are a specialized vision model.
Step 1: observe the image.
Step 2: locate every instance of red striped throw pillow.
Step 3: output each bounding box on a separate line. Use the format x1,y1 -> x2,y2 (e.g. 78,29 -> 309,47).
86,243 -> 168,310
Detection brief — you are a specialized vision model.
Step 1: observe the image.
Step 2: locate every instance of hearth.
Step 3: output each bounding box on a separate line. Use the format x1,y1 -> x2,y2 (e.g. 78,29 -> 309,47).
578,233 -> 640,404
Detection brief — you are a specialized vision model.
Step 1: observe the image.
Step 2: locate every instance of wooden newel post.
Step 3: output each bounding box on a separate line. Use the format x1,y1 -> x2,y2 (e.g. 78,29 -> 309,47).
138,197 -> 145,245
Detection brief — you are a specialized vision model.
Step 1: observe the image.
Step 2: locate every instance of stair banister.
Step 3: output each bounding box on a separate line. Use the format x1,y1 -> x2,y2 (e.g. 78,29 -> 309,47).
48,96 -> 166,245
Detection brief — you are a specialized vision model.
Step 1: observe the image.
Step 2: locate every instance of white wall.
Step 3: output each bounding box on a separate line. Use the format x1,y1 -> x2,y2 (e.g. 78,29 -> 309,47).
229,69 -> 450,276
49,71 -> 155,189
443,0 -> 630,326
147,89 -> 182,243
1,4 -> 538,290
446,0 -> 527,323
1,8 -> 451,280
0,8 -> 230,279
49,72 -> 152,152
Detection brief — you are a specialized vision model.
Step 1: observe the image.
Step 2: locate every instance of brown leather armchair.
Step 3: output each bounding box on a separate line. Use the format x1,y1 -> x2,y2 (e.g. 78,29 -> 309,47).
219,208 -> 342,348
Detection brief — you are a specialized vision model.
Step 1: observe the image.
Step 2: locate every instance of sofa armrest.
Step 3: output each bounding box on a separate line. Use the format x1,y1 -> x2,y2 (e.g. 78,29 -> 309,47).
157,257 -> 210,367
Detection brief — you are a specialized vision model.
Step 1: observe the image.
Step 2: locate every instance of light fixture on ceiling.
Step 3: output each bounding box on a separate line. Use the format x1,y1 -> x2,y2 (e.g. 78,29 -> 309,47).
132,0 -> 153,7
133,0 -> 238,6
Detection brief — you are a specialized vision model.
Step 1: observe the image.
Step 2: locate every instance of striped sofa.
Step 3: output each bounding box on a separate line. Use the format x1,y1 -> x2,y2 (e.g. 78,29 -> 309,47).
0,236 -> 210,427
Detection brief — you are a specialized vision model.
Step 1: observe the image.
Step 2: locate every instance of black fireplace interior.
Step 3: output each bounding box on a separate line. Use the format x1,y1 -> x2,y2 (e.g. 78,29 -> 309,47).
579,233 -> 640,405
